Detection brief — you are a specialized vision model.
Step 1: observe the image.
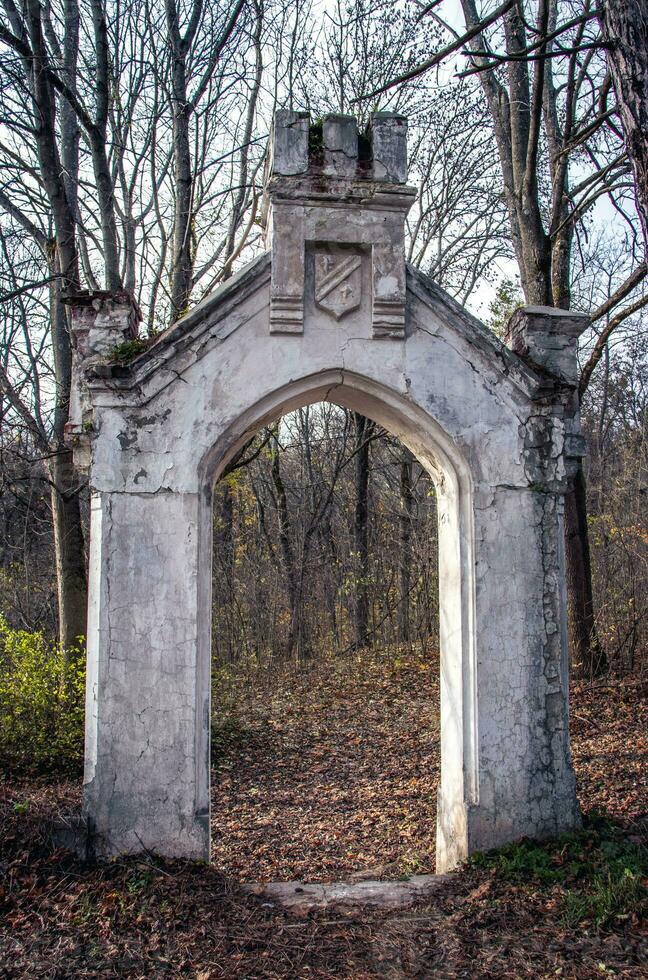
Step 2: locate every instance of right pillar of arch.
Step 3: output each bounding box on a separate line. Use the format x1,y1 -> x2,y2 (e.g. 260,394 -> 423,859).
436,304 -> 586,872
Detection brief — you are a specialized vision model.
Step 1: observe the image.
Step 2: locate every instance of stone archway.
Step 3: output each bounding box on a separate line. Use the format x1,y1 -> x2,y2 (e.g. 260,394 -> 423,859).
201,372 -> 475,873
66,111 -> 584,873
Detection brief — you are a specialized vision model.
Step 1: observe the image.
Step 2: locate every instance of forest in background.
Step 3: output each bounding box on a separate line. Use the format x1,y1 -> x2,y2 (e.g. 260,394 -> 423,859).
0,0 -> 646,689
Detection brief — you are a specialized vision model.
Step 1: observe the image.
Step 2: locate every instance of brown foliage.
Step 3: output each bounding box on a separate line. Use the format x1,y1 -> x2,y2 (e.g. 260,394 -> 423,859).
0,665 -> 646,978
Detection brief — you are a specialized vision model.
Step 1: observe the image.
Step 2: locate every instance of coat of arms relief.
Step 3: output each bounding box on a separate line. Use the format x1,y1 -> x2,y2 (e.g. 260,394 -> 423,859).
313,247 -> 363,321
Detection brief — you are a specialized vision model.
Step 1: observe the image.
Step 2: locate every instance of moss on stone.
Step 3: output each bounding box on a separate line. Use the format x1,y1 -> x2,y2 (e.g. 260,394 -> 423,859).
110,338 -> 149,364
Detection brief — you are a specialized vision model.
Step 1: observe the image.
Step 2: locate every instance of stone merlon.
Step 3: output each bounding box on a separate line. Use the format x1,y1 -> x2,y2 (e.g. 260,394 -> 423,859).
63,290 -> 142,359
505,305 -> 590,387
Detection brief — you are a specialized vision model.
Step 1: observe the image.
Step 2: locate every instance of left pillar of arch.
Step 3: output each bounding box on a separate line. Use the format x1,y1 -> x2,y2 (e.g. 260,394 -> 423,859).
83,487 -> 209,859
64,292 -> 211,860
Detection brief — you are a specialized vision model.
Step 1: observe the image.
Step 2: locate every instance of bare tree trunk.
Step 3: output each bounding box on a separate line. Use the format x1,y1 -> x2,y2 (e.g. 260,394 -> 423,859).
321,515 -> 339,648
27,0 -> 89,654
88,0 -> 123,291
565,463 -> 607,676
221,0 -> 263,280
459,0 -> 605,676
165,0 -> 196,321
163,0 -> 246,319
216,479 -> 235,581
600,0 -> 648,254
49,272 -> 87,653
353,413 -> 372,649
214,479 -> 235,662
49,449 -> 87,652
399,446 -> 414,644
270,431 -> 302,659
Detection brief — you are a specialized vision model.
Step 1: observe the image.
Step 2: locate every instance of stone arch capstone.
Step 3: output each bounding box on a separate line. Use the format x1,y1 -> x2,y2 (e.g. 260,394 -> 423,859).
66,111 -> 584,873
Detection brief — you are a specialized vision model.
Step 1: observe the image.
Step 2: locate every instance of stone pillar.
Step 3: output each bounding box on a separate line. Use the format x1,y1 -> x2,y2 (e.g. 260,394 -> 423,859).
61,293 -> 207,861
83,488 -> 209,860
481,304 -> 590,858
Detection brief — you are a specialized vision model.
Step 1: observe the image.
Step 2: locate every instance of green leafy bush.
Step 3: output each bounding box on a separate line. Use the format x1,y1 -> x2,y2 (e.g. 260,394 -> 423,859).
0,617 -> 85,775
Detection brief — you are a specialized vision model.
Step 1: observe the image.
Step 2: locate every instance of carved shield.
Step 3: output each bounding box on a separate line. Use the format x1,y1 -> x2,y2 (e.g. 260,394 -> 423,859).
314,251 -> 362,320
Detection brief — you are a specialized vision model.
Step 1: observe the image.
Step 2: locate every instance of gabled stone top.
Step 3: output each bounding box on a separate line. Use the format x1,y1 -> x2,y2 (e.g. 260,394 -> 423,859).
270,110 -> 410,186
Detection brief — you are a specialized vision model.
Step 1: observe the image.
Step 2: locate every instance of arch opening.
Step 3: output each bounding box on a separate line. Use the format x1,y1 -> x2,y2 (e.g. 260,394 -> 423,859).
196,371 -> 478,874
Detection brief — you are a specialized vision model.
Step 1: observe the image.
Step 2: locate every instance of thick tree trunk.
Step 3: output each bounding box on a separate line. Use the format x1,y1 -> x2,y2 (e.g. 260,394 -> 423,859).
399,446 -> 414,644
215,479 -> 235,581
0,0 -> 96,659
214,479 -> 235,660
461,0 -> 603,674
564,463 -> 607,677
49,448 -> 87,653
169,93 -> 193,320
319,515 -> 339,648
600,1 -> 648,254
49,276 -> 88,653
26,0 -> 79,291
165,0 -> 194,321
89,0 -> 122,290
353,413 -> 372,649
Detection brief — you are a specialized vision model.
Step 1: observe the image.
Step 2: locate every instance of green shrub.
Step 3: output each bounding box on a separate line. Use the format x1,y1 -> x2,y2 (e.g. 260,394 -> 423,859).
0,617 -> 85,775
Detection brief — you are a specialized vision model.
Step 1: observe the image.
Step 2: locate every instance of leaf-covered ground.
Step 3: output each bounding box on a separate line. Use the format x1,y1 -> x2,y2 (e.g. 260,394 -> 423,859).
210,647 -> 648,882
1,650 -> 646,978
211,648 -> 440,881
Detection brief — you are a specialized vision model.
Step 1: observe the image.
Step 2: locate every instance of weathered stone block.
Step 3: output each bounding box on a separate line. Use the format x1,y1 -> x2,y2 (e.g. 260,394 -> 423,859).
63,291 -> 141,470
65,290 -> 141,358
371,112 -> 408,183
271,109 -> 310,177
322,114 -> 358,178
505,305 -> 589,386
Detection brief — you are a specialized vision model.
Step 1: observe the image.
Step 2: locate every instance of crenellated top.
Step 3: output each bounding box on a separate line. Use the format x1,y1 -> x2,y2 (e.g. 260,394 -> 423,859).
269,110 -> 409,184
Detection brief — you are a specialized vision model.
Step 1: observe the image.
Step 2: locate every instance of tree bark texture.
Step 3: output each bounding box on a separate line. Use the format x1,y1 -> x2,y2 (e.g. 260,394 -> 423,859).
353,413 -> 372,649
49,274 -> 88,652
564,463 -> 607,676
49,449 -> 87,653
600,0 -> 648,255
399,447 -> 414,644
165,0 -> 196,321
